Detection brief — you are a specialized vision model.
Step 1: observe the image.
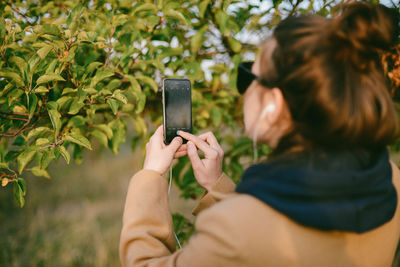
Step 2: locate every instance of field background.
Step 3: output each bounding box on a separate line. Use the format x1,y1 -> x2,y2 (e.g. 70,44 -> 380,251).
0,123 -> 197,267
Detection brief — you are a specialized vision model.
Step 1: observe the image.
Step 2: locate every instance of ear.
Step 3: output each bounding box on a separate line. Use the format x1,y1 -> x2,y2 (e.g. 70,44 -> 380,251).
261,87 -> 284,125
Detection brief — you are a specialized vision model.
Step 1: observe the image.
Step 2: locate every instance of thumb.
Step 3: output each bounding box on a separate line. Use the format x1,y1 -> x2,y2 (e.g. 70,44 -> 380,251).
166,136 -> 183,154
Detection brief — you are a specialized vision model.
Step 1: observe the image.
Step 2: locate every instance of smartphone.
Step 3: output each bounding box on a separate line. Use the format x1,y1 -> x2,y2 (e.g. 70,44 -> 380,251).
162,78 -> 192,144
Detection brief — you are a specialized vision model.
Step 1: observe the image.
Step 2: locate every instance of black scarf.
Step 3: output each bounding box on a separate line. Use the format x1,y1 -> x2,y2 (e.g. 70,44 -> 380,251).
236,147 -> 397,233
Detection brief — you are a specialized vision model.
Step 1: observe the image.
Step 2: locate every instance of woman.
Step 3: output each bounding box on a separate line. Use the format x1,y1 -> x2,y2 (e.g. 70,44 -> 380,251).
119,2 -> 400,266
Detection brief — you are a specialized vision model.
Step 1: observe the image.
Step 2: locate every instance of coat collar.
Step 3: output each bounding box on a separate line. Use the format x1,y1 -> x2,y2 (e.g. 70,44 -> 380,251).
236,147 -> 397,233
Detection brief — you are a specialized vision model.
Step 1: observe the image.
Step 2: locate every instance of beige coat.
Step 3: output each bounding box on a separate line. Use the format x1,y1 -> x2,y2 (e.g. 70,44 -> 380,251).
119,162 -> 400,267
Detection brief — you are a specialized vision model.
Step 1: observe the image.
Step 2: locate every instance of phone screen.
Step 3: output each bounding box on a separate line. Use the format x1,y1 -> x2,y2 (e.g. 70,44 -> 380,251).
163,79 -> 192,144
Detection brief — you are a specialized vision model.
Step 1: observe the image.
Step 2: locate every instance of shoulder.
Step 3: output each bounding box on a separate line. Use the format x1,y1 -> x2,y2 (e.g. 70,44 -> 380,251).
390,161 -> 400,218
196,193 -> 287,228
194,193 -> 291,253
390,161 -> 400,185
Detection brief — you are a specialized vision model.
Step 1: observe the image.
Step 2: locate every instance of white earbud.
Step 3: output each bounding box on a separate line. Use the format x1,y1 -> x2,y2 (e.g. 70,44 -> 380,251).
260,103 -> 276,120
253,103 -> 276,163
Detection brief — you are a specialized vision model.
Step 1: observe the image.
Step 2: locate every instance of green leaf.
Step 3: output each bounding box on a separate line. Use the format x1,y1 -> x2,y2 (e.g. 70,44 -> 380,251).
68,99 -> 85,115
42,23 -> 60,36
65,133 -> 92,150
31,166 -> 50,179
91,130 -> 108,147
17,148 -> 36,174
164,9 -> 188,25
107,98 -> 119,115
17,178 -> 26,195
35,86 -> 49,93
110,119 -> 126,154
82,88 -> 97,94
48,109 -> 61,137
93,124 -> 113,139
9,56 -> 27,74
137,76 -> 158,93
40,148 -> 55,169
227,37 -> 242,53
67,115 -> 86,128
90,69 -> 114,87
133,89 -> 146,114
134,3 -> 158,14
35,138 -> 50,146
125,75 -> 141,91
46,59 -> 58,74
0,162 -> 11,170
133,116 -> 147,136
13,178 -> 26,207
190,25 -> 208,53
113,91 -> 128,104
56,96 -> 73,109
198,0 -> 210,18
12,136 -> 27,147
0,71 -> 25,87
62,88 -> 77,95
37,44 -> 53,59
87,62 -> 103,73
36,73 -> 65,84
13,105 -> 27,114
46,101 -> 59,111
56,145 -> 70,164
28,93 -> 38,118
216,10 -> 229,36
27,127 -> 51,140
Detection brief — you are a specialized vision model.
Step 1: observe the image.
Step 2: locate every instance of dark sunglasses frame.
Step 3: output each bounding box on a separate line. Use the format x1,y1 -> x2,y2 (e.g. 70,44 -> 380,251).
236,61 -> 276,94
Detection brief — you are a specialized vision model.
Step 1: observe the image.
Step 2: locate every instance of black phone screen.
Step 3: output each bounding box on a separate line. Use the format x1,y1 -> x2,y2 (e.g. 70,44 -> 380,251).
163,79 -> 192,144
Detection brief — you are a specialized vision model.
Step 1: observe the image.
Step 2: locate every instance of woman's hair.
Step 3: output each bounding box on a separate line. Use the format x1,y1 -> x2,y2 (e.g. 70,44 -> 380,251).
260,2 -> 400,151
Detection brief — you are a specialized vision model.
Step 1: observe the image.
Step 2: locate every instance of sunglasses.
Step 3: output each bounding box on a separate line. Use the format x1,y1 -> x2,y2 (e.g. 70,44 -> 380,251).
236,61 -> 276,94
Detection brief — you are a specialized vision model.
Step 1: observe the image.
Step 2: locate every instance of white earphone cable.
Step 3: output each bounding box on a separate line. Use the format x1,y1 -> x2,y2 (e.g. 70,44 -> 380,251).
252,123 -> 260,163
168,165 -> 173,195
169,164 -> 182,249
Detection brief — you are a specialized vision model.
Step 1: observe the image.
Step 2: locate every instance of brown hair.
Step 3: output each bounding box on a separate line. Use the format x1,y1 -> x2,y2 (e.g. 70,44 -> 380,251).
260,2 -> 400,151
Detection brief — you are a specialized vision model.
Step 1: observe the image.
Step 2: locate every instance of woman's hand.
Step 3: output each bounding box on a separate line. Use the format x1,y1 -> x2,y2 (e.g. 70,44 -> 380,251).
177,131 -> 224,192
143,126 -> 183,175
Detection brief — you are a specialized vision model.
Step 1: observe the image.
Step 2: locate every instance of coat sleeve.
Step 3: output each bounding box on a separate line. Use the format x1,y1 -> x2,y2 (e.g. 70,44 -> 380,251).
192,173 -> 236,216
119,169 -> 243,267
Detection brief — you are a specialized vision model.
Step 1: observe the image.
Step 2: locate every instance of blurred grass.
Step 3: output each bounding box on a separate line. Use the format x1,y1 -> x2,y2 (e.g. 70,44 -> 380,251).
0,139 -> 196,267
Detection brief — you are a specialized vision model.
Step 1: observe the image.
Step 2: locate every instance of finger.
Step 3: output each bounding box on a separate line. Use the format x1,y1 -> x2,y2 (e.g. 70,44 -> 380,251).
166,136 -> 183,154
174,150 -> 187,158
176,144 -> 188,153
187,141 -> 204,170
178,131 -> 214,156
198,131 -> 223,154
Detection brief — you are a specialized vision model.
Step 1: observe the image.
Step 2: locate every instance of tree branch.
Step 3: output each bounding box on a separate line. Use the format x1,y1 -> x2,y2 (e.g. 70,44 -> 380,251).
0,107 -> 42,137
0,115 -> 29,121
0,110 -> 29,117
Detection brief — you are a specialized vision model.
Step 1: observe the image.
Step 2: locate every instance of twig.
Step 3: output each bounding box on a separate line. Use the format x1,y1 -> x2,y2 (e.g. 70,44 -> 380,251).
116,112 -> 131,117
0,115 -> 29,121
0,110 -> 29,116
0,119 -> 32,137
289,0 -> 301,16
0,107 -> 42,137
0,46 -> 6,63
104,28 -> 115,67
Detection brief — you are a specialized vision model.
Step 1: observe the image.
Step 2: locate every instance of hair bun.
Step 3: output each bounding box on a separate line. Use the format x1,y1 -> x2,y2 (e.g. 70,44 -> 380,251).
332,2 -> 399,54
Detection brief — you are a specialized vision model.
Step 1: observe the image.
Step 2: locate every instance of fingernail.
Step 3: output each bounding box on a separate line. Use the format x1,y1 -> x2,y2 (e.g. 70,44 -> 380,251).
176,130 -> 181,135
